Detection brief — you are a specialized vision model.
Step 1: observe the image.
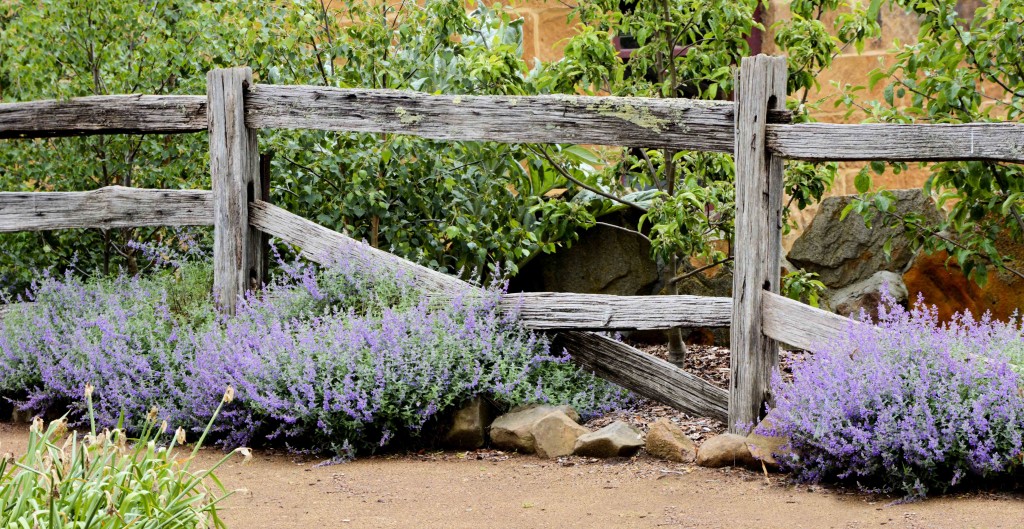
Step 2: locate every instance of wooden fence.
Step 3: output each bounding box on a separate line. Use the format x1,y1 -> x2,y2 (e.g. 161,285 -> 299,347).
2,55 -> 1022,431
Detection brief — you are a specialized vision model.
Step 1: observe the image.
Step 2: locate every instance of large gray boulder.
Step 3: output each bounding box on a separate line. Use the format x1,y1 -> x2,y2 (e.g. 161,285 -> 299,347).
510,212 -> 660,296
788,190 -> 943,289
826,270 -> 908,317
573,421 -> 644,458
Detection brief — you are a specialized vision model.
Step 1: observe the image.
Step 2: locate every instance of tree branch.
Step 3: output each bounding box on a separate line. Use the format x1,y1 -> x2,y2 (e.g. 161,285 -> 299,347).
669,256 -> 733,285
528,145 -> 648,213
594,221 -> 651,242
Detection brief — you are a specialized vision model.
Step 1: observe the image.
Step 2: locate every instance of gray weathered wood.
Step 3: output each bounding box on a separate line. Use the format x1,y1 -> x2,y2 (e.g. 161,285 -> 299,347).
503,292 -> 731,330
761,291 -> 863,352
729,55 -> 787,433
249,200 -> 726,417
246,84 -> 791,152
249,200 -> 471,296
209,68 -> 262,314
0,186 -> 213,232
555,331 -> 728,422
767,122 -> 1024,163
0,95 -> 206,139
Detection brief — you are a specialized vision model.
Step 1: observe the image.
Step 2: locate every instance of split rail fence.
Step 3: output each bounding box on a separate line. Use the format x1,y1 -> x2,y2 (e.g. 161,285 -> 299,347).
3,55 -> 1023,431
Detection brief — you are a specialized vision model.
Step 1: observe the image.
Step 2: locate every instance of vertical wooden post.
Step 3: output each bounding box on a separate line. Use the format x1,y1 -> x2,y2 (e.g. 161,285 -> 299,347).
208,67 -> 262,315
729,55 -> 787,432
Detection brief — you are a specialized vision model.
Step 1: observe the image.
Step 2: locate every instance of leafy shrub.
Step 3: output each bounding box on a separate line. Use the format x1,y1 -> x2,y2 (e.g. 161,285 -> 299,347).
0,386 -> 243,529
0,247 -> 632,454
763,295 -> 1024,498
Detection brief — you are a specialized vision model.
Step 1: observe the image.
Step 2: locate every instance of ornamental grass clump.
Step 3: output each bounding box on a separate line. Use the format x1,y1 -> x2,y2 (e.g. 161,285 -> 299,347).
0,243 -> 632,454
0,385 -> 244,528
764,294 -> 1024,498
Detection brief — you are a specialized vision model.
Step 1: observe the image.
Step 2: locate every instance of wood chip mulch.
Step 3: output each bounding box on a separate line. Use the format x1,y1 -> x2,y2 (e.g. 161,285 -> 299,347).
580,342 -> 813,443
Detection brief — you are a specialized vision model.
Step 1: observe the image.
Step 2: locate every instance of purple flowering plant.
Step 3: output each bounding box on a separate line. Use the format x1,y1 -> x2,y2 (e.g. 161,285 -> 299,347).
762,292 -> 1024,498
0,240 -> 632,454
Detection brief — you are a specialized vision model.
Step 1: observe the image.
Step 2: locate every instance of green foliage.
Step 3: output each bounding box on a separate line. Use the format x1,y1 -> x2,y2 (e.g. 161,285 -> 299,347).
0,1 -> 298,291
533,0 -> 875,278
837,0 -> 1024,284
0,387 -> 242,529
782,269 -> 826,308
0,0 -> 881,293
264,1 -> 605,283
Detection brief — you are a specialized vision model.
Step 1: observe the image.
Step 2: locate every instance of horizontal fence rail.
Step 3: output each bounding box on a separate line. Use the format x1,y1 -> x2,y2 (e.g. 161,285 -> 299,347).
761,291 -> 864,352
0,95 -> 207,139
503,292 -> 731,330
245,84 -> 792,152
767,122 -> 1024,163
0,186 -> 213,232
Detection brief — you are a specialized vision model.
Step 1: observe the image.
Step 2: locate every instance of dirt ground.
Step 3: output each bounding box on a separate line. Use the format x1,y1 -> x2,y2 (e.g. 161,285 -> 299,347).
3,422 -> 1023,529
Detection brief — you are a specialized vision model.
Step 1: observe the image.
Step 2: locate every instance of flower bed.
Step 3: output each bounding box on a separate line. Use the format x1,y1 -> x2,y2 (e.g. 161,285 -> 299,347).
0,253 -> 632,454
763,295 -> 1024,498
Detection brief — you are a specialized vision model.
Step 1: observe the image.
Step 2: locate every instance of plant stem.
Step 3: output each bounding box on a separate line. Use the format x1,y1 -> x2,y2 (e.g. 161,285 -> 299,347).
669,256 -> 734,285
529,146 -> 648,213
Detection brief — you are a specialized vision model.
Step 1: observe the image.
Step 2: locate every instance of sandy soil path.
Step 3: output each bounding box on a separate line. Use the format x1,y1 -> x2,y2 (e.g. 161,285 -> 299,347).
3,422 -> 1023,529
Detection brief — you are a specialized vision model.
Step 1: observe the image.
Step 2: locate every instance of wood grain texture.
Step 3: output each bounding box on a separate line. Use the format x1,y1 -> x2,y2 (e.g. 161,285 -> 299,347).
767,122 -> 1024,163
209,68 -> 262,315
249,200 -> 727,417
729,55 -> 787,433
0,95 -> 206,139
762,292 -> 863,352
249,200 -> 471,296
555,331 -> 729,421
503,292 -> 731,330
0,186 -> 213,232
246,84 -> 791,152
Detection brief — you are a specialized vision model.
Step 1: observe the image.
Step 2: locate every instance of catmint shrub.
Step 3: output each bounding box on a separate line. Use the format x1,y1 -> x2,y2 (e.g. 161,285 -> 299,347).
0,247 -> 633,454
764,294 -> 1024,498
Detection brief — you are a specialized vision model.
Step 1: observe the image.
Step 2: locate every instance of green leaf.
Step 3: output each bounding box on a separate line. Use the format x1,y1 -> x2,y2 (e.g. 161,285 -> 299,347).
854,171 -> 871,193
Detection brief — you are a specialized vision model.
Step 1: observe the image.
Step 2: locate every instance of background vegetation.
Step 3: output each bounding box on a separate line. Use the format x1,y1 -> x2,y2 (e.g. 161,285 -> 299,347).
0,0 -> 880,294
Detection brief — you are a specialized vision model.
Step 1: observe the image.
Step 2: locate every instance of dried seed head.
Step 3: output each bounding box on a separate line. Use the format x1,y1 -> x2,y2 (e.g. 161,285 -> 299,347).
84,383 -> 94,400
49,418 -> 68,440
147,406 -> 159,422
236,447 -> 253,465
160,420 -> 169,434
175,427 -> 187,445
30,417 -> 44,434
223,385 -> 235,404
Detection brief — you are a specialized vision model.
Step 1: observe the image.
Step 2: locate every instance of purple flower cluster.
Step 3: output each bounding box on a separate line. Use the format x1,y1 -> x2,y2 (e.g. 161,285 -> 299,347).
763,293 -> 1024,498
0,251 -> 632,454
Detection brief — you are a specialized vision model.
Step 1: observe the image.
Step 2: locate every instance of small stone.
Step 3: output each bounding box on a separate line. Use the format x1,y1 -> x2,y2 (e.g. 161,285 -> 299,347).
507,403 -> 581,423
573,421 -> 643,458
442,396 -> 497,450
696,433 -> 758,468
489,405 -> 582,454
746,412 -> 791,470
532,412 -> 590,459
644,419 -> 697,463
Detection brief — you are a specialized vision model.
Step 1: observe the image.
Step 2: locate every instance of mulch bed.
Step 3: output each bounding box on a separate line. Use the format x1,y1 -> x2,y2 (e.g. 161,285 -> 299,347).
581,342 -> 812,444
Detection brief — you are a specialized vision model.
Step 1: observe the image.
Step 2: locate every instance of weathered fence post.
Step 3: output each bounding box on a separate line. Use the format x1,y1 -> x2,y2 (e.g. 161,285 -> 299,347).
729,55 -> 787,432
208,67 -> 263,315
